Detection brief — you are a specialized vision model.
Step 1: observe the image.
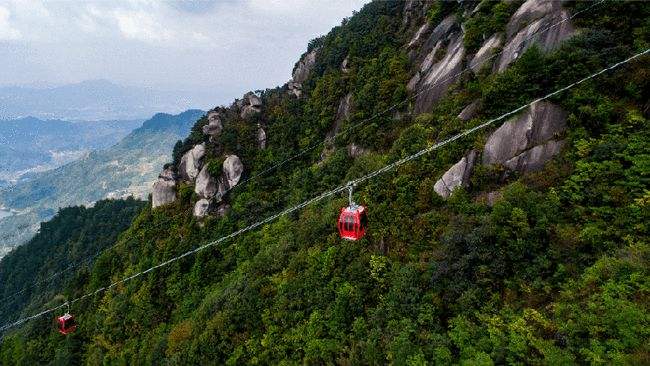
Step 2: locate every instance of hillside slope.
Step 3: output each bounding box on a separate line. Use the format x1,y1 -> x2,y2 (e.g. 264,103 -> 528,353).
0,1 -> 648,364
0,199 -> 146,331
0,110 -> 204,253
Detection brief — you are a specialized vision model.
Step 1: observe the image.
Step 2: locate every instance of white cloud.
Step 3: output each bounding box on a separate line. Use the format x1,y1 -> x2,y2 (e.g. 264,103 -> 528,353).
113,10 -> 174,42
0,6 -> 21,40
0,0 -> 370,103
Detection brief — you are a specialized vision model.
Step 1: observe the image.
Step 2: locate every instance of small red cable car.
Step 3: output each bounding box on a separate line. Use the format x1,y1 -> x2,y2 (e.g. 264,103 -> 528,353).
338,183 -> 368,241
57,313 -> 77,335
338,205 -> 368,240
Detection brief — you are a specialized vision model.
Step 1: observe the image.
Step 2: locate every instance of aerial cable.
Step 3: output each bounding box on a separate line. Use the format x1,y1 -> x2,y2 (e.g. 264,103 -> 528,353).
1,46 -> 646,335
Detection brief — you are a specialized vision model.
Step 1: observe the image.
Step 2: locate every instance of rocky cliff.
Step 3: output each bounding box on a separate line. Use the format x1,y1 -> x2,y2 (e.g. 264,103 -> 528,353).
154,0 -> 581,217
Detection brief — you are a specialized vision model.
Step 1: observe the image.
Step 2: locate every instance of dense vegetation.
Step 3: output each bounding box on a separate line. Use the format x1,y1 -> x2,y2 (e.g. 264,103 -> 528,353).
1,1 -> 648,364
0,199 -> 145,335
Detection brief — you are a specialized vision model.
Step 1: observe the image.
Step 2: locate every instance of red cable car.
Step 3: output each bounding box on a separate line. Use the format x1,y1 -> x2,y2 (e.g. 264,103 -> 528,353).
57,312 -> 77,335
338,205 -> 368,240
338,184 -> 368,241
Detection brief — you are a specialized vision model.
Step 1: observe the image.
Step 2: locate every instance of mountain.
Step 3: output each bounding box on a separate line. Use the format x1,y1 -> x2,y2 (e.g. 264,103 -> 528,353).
0,1 -> 648,364
0,79 -> 217,121
0,109 -> 204,253
0,117 -> 143,185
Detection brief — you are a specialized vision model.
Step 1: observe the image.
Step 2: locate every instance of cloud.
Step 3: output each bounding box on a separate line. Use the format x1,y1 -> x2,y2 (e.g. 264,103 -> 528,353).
0,0 -> 369,106
0,6 -> 21,40
113,10 -> 175,42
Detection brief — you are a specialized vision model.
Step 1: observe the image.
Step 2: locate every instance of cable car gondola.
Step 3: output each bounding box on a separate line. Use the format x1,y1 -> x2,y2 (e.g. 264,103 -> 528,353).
338,183 -> 368,241
57,302 -> 76,335
57,313 -> 76,335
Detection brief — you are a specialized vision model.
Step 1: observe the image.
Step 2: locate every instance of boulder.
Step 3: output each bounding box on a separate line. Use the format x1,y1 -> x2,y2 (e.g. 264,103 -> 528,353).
152,167 -> 177,208
195,165 -> 218,199
495,0 -> 575,72
482,101 -> 566,166
287,81 -> 303,98
223,155 -> 243,189
258,126 -> 267,149
469,34 -> 502,73
202,111 -> 223,137
238,92 -> 263,118
246,92 -> 262,107
159,167 -> 175,181
434,150 -> 478,198
193,198 -> 212,218
179,143 -> 206,181
457,99 -> 481,121
240,105 -> 261,119
292,48 -> 318,83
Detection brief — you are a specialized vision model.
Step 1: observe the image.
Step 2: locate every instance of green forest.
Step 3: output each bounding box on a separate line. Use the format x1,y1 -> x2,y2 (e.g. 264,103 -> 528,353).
0,0 -> 648,364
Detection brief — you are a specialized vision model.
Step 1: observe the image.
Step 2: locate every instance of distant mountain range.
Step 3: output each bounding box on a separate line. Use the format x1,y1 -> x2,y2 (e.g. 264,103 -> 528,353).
0,116 -> 143,186
0,79 -> 219,120
0,109 -> 204,255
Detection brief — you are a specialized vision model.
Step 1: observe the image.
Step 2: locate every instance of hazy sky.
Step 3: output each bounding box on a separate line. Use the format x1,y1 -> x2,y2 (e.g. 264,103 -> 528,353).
0,0 -> 367,104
